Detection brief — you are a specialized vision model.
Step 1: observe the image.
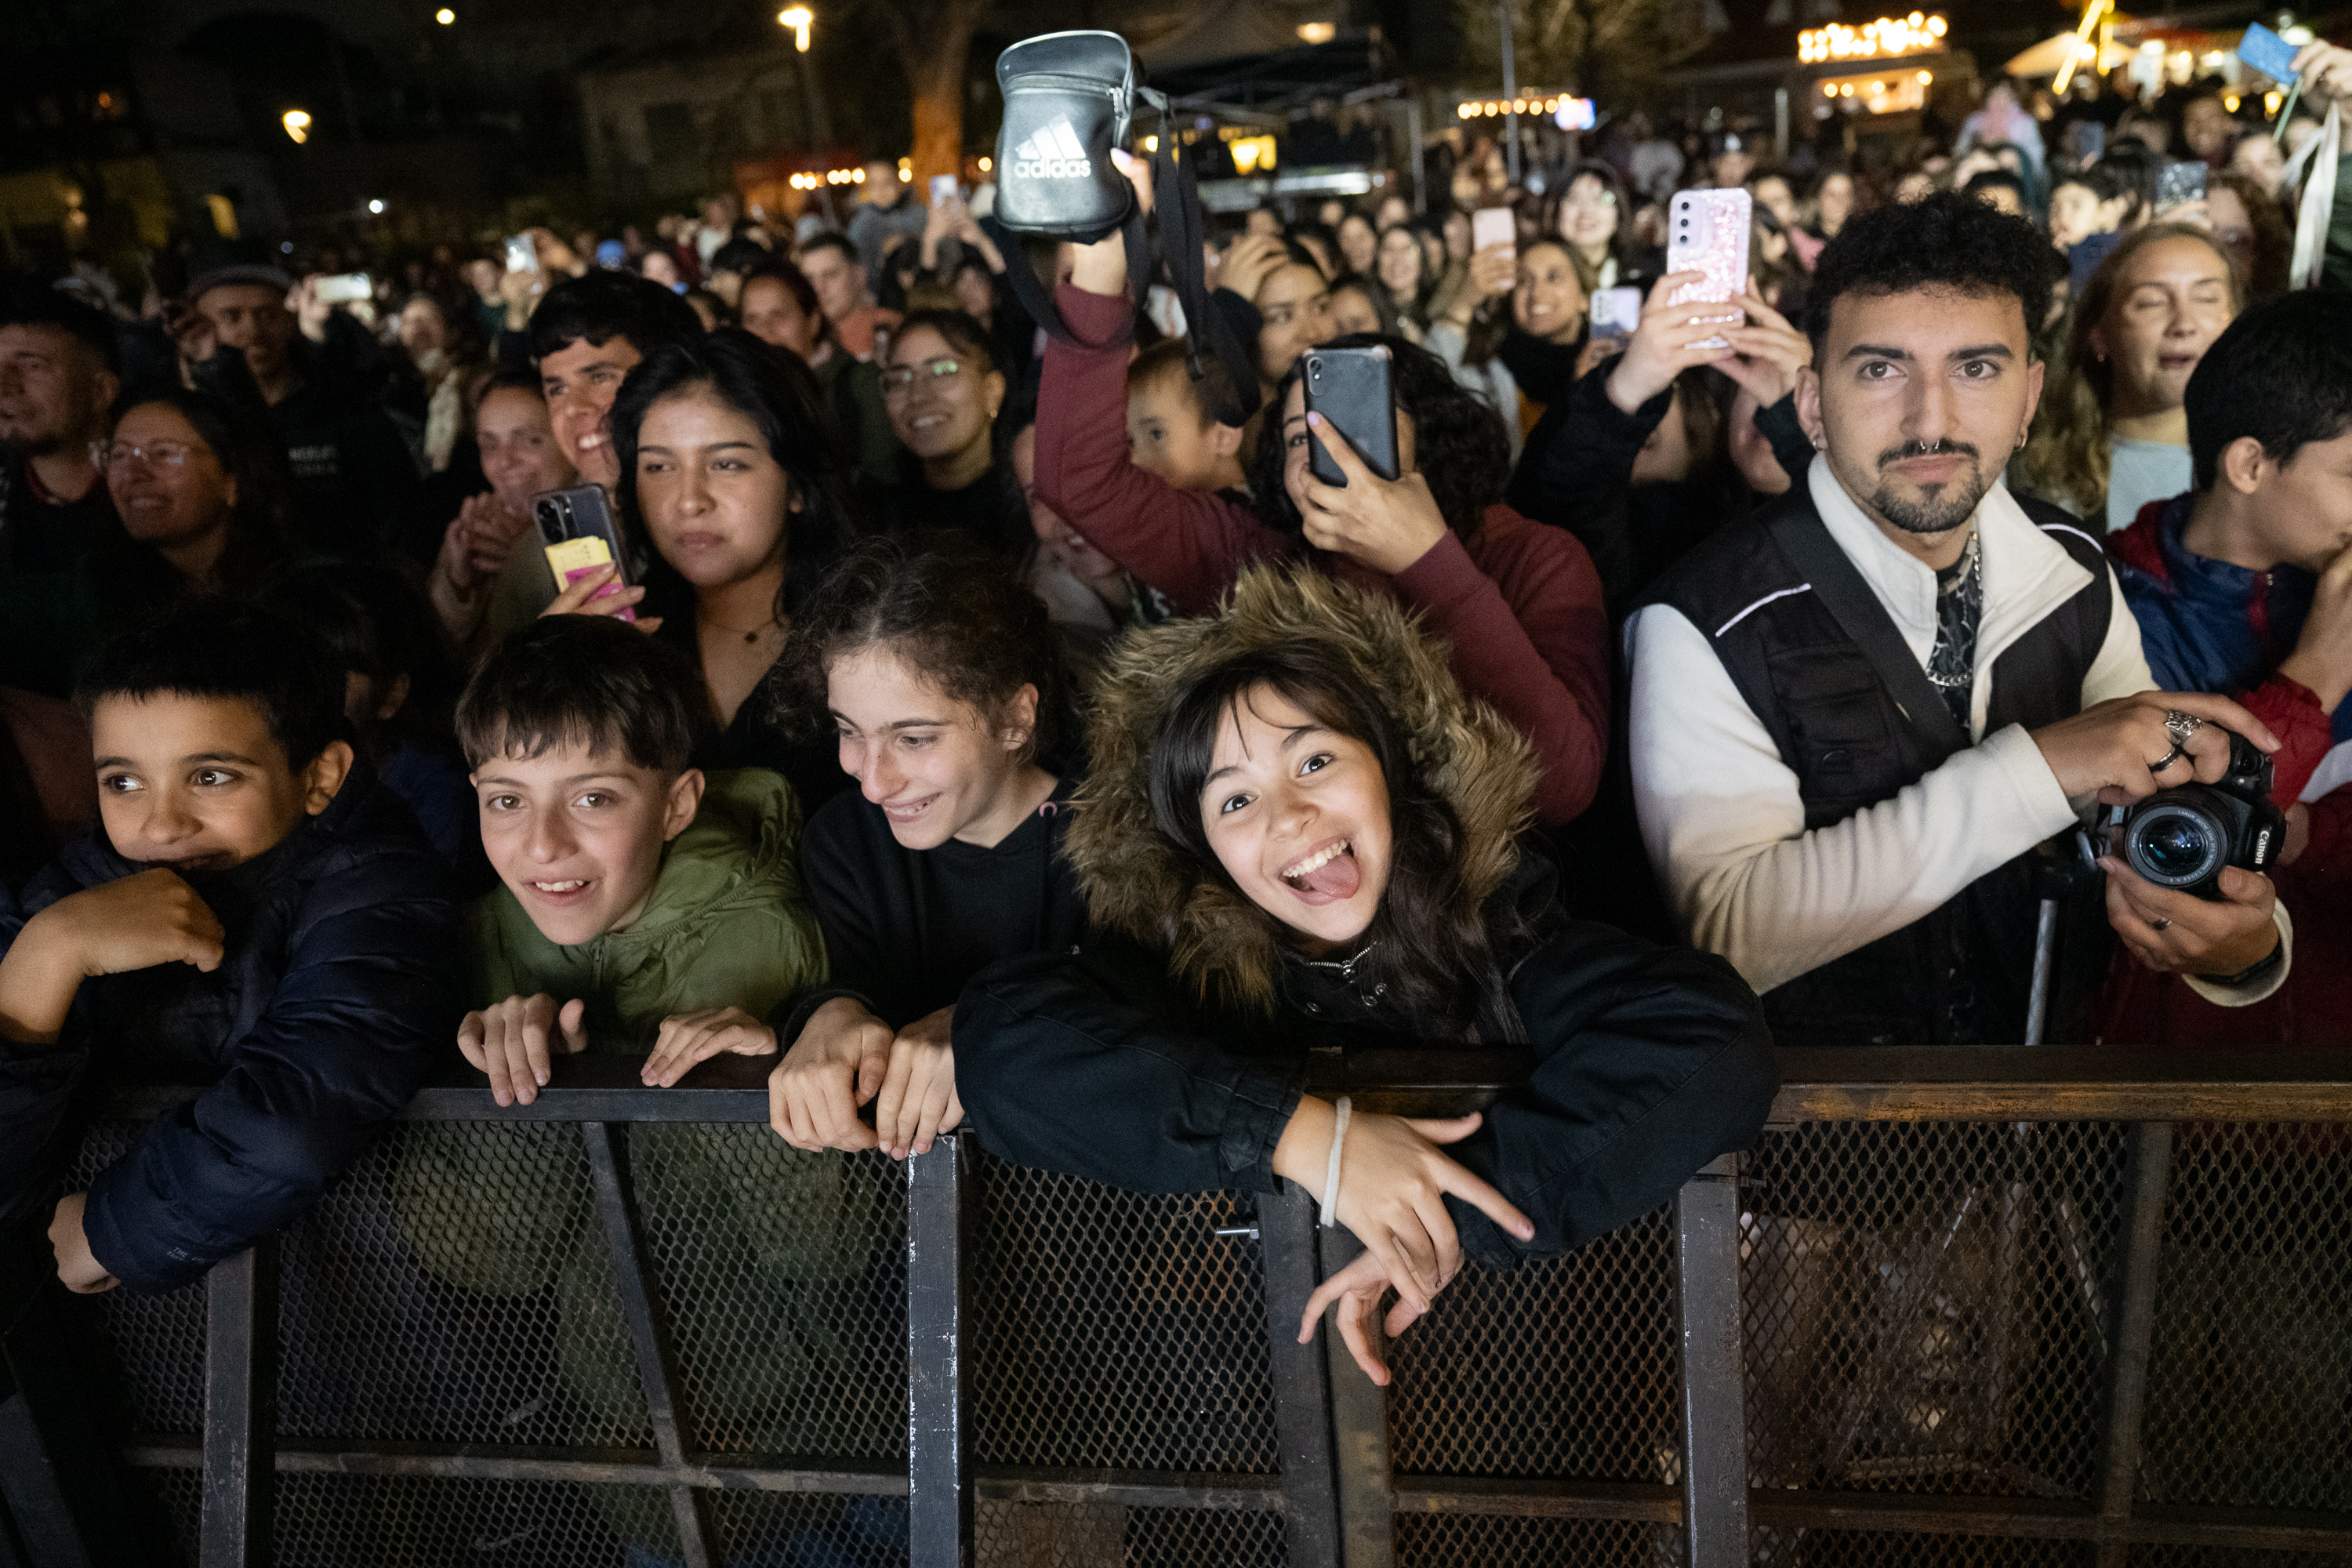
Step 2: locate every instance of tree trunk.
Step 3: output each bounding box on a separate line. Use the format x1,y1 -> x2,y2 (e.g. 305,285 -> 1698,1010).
892,0 -> 991,183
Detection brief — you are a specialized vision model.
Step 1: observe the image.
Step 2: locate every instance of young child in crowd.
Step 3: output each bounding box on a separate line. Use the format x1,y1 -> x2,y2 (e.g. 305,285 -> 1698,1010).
0,601 -> 458,1294
762,538 -> 1088,1161
1123,339 -> 1248,495
955,567 -> 1777,1384
396,615 -> 885,1557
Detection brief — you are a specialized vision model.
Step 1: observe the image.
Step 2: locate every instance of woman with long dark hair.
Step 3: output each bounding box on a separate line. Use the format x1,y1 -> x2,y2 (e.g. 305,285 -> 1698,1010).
89,388 -> 292,632
542,325 -> 860,807
874,308 -> 1030,557
736,256 -> 898,489
955,567 -> 1776,1385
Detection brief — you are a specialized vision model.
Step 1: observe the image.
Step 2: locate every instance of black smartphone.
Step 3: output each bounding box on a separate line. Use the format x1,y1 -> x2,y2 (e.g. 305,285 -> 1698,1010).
533,485 -> 637,622
1303,345 -> 1399,488
2155,161 -> 2207,212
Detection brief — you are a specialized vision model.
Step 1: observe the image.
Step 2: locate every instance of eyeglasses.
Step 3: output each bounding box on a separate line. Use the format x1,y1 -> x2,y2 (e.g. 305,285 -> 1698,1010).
880,357 -> 964,394
93,440 -> 206,472
1563,189 -> 1619,209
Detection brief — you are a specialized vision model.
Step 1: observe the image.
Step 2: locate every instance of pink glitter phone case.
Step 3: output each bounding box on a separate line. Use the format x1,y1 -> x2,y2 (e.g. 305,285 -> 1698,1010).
1664,187 -> 1752,347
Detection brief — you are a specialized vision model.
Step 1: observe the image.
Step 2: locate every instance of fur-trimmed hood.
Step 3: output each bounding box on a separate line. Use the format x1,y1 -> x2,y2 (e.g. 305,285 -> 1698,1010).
1066,564 -> 1540,1014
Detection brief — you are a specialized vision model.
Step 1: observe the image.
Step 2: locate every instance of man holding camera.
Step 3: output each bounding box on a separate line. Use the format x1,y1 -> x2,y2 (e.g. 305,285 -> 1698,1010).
2103,292 -> 2352,1044
1628,193 -> 2289,1048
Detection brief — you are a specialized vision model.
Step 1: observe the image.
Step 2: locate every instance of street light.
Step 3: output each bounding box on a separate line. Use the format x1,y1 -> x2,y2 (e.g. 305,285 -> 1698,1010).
282,108 -> 312,143
434,7 -> 455,22
778,6 -> 811,51
777,7 -> 831,149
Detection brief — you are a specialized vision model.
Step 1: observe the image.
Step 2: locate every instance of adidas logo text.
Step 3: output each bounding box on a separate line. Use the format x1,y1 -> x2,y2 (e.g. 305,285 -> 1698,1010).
1011,118 -> 1092,179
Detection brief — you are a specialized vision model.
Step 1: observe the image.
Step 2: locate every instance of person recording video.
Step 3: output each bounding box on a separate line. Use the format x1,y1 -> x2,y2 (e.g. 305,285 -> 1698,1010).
1628,194 -> 2292,1049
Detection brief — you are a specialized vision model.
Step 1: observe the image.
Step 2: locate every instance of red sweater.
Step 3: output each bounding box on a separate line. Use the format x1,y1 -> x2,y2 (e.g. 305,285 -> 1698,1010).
1034,284 -> 1610,826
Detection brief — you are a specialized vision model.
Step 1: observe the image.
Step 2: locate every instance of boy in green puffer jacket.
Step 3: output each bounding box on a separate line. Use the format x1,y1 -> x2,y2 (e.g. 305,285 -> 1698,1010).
392,618 -> 892,1555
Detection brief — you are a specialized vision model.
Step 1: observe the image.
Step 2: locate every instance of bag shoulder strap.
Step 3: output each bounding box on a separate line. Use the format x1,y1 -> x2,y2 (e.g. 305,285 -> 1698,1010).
1765,500 -> 1972,768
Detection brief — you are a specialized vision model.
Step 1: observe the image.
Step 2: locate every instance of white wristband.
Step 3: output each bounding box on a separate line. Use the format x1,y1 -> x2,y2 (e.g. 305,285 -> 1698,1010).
1318,1096 -> 1352,1229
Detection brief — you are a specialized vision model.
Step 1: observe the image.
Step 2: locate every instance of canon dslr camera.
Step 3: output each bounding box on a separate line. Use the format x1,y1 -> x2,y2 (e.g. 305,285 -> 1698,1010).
2109,731 -> 2285,899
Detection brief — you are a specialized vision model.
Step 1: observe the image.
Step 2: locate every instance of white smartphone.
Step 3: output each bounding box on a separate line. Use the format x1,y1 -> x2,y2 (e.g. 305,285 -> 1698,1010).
1591,285 -> 1643,345
930,174 -> 962,207
1472,206 -> 1516,259
1664,187 -> 1752,347
503,232 -> 538,274
314,272 -> 371,304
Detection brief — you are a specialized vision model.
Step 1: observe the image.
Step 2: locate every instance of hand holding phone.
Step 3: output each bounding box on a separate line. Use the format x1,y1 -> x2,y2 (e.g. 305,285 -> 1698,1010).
535,486 -> 637,623
2154,161 -> 2208,214
929,173 -> 963,207
504,233 -> 539,274
1294,412 -> 1446,576
1303,346 -> 1399,488
1664,188 -> 1752,347
314,272 -> 371,305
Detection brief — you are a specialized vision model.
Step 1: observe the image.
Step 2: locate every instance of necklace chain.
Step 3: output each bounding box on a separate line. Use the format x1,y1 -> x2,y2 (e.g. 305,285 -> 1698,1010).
698,608 -> 779,644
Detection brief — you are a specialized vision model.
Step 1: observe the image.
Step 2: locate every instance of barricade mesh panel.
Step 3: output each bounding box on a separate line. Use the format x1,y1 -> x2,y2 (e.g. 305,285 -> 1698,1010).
282,1123 -> 649,1446
2125,1550 -> 2352,1567
706,1490 -> 910,1566
1388,1203 -> 1678,1481
975,1501 -> 1286,1567
134,1464 -> 204,1561
2138,1122 -> 2352,1514
67,1123 -> 207,1436
967,1149 -> 1277,1472
1750,1529 -> 2090,1565
631,1127 -> 909,1460
1394,1513 -> 1681,1566
270,1473 -> 661,1566
1741,1123 -> 2129,1501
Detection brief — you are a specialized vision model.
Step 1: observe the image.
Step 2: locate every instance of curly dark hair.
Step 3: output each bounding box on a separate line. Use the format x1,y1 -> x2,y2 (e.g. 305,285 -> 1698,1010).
608,326 -> 860,619
1802,189 -> 2060,359
775,534 -> 1078,771
1146,639 -> 1525,1042
1246,332 -> 1512,546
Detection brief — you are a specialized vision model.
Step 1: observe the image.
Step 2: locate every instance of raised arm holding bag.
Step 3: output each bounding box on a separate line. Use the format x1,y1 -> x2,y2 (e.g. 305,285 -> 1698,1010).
992,30 -> 1260,428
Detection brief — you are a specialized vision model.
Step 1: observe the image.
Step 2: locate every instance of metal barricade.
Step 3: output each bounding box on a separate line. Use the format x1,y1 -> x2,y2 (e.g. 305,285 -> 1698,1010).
5,1047 -> 2350,1566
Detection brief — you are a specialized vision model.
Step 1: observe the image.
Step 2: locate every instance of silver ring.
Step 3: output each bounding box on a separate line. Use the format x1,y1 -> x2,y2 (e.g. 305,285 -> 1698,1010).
2163,710 -> 2205,748
2150,740 -> 2189,774
2151,917 -> 2172,932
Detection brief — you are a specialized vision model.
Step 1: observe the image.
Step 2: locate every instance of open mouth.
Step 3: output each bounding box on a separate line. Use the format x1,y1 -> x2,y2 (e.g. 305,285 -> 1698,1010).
1279,836 -> 1360,902
881,793 -> 940,826
528,878 -> 593,902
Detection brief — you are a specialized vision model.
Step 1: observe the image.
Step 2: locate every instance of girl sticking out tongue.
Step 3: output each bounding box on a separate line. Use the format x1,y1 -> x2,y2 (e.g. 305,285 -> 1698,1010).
955,567 -> 1777,1383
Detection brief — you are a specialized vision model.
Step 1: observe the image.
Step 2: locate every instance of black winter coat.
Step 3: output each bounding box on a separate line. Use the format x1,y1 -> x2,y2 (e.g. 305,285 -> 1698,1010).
956,858 -> 1777,1270
0,767 -> 459,1293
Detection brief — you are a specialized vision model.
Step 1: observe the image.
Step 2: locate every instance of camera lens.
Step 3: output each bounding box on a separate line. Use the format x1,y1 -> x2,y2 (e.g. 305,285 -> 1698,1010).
2125,803 -> 2222,889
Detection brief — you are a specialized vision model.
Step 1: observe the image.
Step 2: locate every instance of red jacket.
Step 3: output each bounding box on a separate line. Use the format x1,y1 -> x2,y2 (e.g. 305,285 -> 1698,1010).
1034,284 -> 1610,826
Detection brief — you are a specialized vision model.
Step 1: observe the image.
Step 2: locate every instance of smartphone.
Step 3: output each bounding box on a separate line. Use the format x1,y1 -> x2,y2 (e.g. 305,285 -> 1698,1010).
1591,285 -> 1643,346
1664,187 -> 1752,347
2155,161 -> 2208,212
2238,20 -> 2301,84
1472,205 -> 1516,258
314,271 -> 370,304
504,232 -> 538,274
929,173 -> 962,207
533,485 -> 636,622
1303,345 -> 1399,488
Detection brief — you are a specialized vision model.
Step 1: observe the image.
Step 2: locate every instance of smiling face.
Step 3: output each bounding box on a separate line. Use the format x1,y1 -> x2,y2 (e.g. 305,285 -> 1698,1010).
632,386 -> 794,591
477,384 -> 576,517
474,740 -> 702,945
1199,683 -> 1393,953
1254,265 -> 1334,386
92,694 -> 347,870
1558,172 -> 1621,252
1798,284 -> 2043,539
828,644 -> 1041,851
1512,241 -> 1586,343
1374,228 -> 1423,296
884,324 -> 1003,464
1337,214 -> 1378,275
539,332 -> 643,486
105,402 -> 236,554
2088,235 -> 2237,419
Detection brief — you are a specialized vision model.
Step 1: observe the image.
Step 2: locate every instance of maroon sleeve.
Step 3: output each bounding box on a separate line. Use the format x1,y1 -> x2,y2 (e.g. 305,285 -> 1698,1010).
2240,673 -> 2336,806
1391,510 -> 1611,826
1033,284 -> 1287,615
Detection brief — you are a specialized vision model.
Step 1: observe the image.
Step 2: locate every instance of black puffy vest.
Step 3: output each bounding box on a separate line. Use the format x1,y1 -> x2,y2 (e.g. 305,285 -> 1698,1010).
1646,488 -> 2116,1047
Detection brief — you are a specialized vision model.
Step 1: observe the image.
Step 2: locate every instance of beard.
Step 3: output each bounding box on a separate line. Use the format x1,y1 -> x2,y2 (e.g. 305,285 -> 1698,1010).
1867,439 -> 1988,535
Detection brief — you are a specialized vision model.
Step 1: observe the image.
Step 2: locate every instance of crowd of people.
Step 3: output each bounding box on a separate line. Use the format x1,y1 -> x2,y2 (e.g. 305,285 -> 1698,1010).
2,49 -> 2349,1483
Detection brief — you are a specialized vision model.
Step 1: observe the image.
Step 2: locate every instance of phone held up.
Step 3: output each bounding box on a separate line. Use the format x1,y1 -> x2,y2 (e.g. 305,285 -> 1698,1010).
1664,187 -> 1752,348
1590,285 -> 1643,346
1304,345 -> 1400,489
929,173 -> 962,207
2155,161 -> 2207,214
535,485 -> 637,622
314,272 -> 372,305
1472,206 -> 1516,260
504,232 -> 539,274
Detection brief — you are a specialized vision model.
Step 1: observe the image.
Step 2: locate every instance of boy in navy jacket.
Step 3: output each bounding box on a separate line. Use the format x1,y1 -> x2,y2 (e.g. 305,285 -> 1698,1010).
0,601 -> 458,1294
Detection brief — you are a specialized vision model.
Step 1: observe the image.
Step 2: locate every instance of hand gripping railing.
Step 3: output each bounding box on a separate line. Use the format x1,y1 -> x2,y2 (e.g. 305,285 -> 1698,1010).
6,1045 -> 2352,1567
